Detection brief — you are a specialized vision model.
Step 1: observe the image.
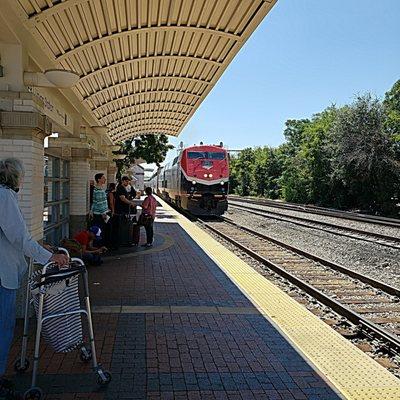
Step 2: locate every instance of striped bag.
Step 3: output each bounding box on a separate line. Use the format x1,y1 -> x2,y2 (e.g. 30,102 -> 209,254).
30,266 -> 83,353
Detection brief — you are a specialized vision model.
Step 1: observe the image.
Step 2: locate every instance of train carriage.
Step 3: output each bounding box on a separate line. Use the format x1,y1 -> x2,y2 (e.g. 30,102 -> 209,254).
150,144 -> 229,216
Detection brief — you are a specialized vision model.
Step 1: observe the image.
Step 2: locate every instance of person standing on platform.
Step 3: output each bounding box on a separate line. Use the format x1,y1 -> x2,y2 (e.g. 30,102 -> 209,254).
115,176 -> 137,215
106,183 -> 118,250
90,173 -> 109,246
106,183 -> 116,216
114,176 -> 138,247
0,158 -> 68,399
140,187 -> 157,247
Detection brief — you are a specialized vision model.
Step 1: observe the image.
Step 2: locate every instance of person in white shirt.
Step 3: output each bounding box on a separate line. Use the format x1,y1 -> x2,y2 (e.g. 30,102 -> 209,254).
0,158 -> 68,397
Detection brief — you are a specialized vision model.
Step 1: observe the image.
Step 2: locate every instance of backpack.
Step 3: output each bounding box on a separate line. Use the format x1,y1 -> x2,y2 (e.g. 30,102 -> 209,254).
59,238 -> 83,258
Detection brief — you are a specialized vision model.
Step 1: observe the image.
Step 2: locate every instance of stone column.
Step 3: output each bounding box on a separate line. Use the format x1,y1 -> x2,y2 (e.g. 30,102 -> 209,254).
0,110 -> 51,239
0,110 -> 51,317
107,163 -> 117,184
89,159 -> 109,185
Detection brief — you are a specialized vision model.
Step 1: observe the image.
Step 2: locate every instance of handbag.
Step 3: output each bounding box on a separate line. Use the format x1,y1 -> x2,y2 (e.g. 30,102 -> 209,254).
138,212 -> 152,226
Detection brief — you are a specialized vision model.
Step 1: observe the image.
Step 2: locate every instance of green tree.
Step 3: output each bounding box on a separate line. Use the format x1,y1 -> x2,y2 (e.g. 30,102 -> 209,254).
279,108 -> 338,205
330,94 -> 399,214
279,119 -> 313,203
114,134 -> 174,180
300,107 -> 338,205
383,79 -> 400,156
231,148 -> 255,196
228,154 -> 240,194
283,119 -> 311,154
251,147 -> 282,198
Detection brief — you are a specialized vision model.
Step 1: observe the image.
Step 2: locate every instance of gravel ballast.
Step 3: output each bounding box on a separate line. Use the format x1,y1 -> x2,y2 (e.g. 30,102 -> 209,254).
229,200 -> 400,239
226,207 -> 400,288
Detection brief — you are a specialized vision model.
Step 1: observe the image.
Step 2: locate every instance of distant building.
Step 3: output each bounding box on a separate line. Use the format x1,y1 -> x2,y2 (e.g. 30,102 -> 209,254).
130,164 -> 145,191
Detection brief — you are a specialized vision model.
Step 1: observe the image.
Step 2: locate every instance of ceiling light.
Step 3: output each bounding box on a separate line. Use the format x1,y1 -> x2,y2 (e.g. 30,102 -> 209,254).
44,69 -> 80,87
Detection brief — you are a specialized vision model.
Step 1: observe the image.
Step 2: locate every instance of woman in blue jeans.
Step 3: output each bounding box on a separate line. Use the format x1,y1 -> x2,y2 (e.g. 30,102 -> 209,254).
0,158 -> 68,398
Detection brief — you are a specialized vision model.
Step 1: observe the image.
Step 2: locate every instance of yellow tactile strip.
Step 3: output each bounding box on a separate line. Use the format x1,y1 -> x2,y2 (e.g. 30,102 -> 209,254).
156,197 -> 400,400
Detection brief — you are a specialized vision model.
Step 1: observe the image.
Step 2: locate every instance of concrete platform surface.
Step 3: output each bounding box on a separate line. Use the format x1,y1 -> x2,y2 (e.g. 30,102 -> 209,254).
5,200 -> 400,399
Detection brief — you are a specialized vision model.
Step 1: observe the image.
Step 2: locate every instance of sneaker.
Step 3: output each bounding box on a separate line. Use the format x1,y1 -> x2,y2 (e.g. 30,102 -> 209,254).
145,243 -> 153,248
0,378 -> 22,400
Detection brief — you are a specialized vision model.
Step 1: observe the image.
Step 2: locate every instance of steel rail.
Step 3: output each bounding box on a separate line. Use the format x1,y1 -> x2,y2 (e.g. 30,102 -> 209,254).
229,195 -> 400,228
229,202 -> 400,250
199,217 -> 400,355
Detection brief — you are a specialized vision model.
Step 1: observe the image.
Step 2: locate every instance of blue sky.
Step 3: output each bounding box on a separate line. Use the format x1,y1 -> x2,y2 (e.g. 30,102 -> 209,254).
160,0 -> 400,163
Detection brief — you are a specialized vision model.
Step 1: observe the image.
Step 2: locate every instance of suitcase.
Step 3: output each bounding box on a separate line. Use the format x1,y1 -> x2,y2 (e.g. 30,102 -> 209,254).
118,215 -> 133,245
132,224 -> 140,245
118,214 -> 140,245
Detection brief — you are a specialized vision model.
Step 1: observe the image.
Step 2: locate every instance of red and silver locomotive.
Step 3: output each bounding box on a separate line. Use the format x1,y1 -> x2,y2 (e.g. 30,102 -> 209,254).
150,144 -> 229,215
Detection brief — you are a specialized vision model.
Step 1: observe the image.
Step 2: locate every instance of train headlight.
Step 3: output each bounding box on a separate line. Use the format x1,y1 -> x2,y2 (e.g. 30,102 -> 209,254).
204,173 -> 208,178
220,181 -> 224,185
192,180 -> 197,185
209,174 -> 213,178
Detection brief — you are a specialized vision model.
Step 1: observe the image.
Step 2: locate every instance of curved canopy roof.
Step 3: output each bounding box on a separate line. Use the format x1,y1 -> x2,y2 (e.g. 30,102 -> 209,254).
14,0 -> 276,142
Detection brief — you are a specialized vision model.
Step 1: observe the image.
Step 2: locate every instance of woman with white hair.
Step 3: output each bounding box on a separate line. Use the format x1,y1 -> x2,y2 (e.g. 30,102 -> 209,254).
0,158 -> 68,398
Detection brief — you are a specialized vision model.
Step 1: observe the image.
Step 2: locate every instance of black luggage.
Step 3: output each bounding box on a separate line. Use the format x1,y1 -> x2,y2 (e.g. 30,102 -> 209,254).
132,224 -> 140,245
118,214 -> 134,246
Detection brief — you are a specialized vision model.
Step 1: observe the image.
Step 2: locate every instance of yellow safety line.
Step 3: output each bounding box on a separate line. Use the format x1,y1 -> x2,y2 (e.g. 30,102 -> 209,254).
156,197 -> 400,400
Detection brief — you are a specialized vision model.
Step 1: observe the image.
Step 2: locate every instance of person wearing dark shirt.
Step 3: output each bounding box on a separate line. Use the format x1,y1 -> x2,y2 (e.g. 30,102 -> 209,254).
106,183 -> 118,249
115,176 -> 137,214
106,183 -> 116,215
114,176 -> 138,248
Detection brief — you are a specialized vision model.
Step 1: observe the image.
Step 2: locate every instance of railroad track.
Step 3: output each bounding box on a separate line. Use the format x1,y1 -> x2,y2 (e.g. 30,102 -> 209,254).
229,200 -> 400,250
199,217 -> 400,355
229,195 -> 400,229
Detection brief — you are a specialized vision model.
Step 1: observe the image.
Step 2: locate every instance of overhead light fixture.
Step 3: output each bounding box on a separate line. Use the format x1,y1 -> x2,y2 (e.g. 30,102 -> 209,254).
24,69 -> 79,88
43,69 -> 79,87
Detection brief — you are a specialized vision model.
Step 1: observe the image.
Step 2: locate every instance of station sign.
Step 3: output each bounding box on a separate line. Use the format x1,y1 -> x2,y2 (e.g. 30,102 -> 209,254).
27,86 -> 74,134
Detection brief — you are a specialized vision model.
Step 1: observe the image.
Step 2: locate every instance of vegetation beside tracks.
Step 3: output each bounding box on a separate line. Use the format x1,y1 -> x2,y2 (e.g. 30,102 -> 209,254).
230,79 -> 400,217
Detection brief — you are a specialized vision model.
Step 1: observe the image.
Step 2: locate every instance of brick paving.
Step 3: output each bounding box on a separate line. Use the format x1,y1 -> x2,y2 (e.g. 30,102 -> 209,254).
6,216 -> 341,399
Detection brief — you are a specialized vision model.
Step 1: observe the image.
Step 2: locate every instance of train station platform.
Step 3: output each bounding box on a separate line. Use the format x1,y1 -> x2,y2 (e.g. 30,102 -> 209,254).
6,199 -> 400,399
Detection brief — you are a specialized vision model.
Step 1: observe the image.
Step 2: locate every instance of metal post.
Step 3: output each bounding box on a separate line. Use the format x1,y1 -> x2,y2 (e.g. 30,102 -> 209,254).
82,269 -> 98,368
31,291 -> 44,388
19,259 -> 33,369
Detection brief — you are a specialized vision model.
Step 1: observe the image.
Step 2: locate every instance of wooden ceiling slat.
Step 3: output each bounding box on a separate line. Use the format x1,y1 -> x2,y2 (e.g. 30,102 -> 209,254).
43,19 -> 66,55
83,75 -> 210,102
91,89 -> 199,110
234,0 -> 261,35
96,100 -> 193,120
98,103 -> 191,124
136,0 -> 141,29
77,3 -> 93,42
176,0 -> 184,27
66,8 -> 84,46
15,0 -> 275,141
112,120 -> 182,134
115,0 -> 122,33
30,0 -> 42,14
55,26 -> 239,62
114,126 -> 179,140
56,13 -> 74,50
214,0 -> 230,32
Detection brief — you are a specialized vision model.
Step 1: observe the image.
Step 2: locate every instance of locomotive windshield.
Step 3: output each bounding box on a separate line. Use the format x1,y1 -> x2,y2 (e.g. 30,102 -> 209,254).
187,151 -> 225,160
